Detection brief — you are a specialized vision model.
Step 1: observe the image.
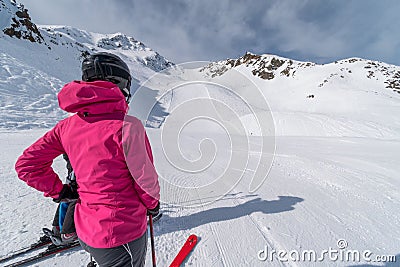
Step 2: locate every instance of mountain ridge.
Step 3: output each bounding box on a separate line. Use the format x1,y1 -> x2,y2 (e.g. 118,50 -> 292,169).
0,0 -> 173,73
0,0 -> 174,129
201,52 -> 400,95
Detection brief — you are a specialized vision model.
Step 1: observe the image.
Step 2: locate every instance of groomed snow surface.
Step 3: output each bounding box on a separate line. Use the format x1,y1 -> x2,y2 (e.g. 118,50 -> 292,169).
1,129 -> 399,266
1,63 -> 400,266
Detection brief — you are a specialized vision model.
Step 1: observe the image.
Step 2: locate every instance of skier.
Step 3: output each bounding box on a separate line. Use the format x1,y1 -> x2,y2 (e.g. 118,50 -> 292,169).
15,52 -> 160,267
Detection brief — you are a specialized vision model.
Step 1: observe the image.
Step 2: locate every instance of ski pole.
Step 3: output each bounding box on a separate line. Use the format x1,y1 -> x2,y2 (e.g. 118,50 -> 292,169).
149,215 -> 156,267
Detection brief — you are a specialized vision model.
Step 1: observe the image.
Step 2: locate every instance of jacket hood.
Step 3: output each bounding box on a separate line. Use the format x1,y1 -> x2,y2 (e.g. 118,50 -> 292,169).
58,81 -> 128,115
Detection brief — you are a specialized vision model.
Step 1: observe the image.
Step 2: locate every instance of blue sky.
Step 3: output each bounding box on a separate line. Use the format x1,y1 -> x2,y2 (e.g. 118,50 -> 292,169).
24,0 -> 400,65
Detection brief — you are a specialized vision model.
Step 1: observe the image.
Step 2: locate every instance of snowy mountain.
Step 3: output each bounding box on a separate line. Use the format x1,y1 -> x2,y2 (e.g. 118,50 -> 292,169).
197,52 -> 400,139
0,0 -> 173,129
1,0 -> 400,266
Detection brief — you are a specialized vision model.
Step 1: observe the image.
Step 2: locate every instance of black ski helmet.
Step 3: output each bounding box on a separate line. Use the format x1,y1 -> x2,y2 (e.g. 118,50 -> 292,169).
82,52 -> 132,103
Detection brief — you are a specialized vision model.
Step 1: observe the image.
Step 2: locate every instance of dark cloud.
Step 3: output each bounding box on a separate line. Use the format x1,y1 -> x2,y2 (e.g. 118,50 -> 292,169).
24,0 -> 400,65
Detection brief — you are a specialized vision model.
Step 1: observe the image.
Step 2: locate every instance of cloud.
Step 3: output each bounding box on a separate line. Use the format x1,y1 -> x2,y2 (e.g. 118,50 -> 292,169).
261,1 -> 346,57
23,0 -> 400,65
258,0 -> 400,64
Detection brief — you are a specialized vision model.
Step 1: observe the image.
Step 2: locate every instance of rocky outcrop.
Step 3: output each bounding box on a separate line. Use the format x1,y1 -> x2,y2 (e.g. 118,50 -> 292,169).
1,0 -> 45,44
201,52 -> 307,80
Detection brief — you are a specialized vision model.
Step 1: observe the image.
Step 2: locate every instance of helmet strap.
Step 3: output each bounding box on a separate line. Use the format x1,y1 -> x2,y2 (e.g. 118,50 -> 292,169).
94,57 -> 105,80
121,87 -> 131,104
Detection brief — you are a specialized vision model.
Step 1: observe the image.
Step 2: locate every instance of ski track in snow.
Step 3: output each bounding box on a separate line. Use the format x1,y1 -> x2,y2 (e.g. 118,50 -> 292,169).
1,74 -> 400,266
1,130 -> 400,266
2,77 -> 400,266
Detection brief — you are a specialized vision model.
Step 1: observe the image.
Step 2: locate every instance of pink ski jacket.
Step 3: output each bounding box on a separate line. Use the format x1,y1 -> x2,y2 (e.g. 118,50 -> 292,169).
15,80 -> 160,248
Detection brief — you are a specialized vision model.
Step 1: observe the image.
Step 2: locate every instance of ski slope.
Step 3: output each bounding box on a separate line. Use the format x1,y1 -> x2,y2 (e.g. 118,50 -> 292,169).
2,63 -> 400,266
1,129 -> 399,266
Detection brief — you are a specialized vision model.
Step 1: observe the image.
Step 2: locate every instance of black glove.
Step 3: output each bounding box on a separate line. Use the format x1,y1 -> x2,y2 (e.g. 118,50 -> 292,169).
147,202 -> 160,216
53,184 -> 79,203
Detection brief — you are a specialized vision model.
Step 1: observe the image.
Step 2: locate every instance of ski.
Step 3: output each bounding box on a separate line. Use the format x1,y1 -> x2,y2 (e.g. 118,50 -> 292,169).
3,241 -> 80,267
169,234 -> 198,267
0,213 -> 162,266
0,235 -> 52,264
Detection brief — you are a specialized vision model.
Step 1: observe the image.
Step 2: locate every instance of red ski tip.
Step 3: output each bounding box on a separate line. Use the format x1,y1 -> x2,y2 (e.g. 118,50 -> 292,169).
187,234 -> 197,244
169,234 -> 198,267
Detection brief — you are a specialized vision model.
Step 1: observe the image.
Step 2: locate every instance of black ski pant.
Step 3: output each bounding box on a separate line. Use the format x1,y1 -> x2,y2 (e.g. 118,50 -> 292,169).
79,231 -> 147,267
52,200 -> 77,234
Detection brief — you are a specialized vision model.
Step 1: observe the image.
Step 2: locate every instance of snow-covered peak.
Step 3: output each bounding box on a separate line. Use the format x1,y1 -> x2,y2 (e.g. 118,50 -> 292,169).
0,0 -> 173,73
0,0 -> 44,44
194,51 -> 400,139
94,32 -> 173,72
0,0 -> 174,129
95,33 -> 174,71
201,52 -> 400,95
201,52 -> 311,79
96,33 -> 147,51
38,25 -> 174,73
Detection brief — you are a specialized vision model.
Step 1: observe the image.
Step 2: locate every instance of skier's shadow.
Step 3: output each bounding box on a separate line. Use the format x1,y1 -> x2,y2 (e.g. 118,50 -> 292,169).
157,196 -> 304,234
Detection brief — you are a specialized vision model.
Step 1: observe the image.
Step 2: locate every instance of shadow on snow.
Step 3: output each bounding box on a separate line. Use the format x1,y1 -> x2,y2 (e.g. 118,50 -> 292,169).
157,195 -> 304,235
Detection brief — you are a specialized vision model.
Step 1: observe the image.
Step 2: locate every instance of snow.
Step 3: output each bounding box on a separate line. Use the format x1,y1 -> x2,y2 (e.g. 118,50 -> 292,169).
1,132 -> 399,266
1,0 -> 400,265
0,1 -> 13,30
